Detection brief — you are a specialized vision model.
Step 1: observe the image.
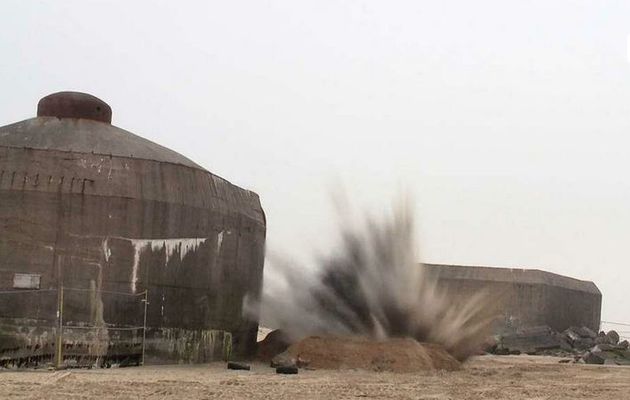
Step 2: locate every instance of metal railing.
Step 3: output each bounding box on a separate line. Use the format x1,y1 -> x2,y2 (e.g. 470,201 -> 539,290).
0,286 -> 148,368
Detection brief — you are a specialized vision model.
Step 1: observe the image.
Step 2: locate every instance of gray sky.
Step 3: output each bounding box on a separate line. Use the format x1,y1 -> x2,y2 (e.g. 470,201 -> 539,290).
1,0 -> 629,327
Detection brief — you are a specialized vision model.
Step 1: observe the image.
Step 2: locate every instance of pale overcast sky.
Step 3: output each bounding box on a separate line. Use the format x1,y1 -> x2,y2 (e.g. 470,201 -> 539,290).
1,1 -> 629,327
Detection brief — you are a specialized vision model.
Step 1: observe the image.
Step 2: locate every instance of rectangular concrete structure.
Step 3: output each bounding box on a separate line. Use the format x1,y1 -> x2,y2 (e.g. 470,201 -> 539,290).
424,264 -> 602,334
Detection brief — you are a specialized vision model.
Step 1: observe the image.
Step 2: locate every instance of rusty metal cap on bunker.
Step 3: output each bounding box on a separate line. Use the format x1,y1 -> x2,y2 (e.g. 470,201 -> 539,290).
37,91 -> 112,124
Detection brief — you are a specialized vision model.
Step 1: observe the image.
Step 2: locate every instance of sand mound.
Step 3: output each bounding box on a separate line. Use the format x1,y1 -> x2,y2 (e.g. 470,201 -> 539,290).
285,336 -> 461,372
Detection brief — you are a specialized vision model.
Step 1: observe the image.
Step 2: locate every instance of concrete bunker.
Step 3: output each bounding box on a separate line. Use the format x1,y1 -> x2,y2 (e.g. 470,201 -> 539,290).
423,264 -> 601,334
0,92 -> 266,366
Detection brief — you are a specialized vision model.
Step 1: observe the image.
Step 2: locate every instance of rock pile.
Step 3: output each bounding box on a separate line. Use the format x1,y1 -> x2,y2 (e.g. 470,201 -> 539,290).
489,326 -> 630,365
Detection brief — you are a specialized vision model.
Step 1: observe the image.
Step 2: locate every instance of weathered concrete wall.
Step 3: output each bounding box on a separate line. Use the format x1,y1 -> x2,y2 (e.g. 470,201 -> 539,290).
424,264 -> 602,333
0,93 -> 266,366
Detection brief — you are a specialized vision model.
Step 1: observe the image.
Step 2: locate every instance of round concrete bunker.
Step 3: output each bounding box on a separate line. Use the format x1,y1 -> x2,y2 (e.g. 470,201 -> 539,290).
0,92 -> 266,366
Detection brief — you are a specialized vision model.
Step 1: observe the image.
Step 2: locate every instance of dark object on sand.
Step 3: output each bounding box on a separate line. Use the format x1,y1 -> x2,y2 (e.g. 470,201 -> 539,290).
276,366 -> 298,374
270,351 -> 296,369
227,362 -> 251,371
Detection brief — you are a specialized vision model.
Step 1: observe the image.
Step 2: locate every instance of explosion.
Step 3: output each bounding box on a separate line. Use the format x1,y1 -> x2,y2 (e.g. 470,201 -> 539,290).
250,198 -> 498,361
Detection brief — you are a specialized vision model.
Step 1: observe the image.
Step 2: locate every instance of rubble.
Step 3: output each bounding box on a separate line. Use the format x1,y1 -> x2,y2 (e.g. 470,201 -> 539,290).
498,326 -> 563,354
490,326 -> 630,365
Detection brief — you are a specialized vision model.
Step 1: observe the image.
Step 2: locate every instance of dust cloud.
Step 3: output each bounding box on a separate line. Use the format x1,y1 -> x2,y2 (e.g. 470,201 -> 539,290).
247,197 -> 497,361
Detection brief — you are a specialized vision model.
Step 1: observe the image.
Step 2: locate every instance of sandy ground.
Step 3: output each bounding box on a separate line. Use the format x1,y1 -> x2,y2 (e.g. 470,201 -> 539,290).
0,355 -> 629,399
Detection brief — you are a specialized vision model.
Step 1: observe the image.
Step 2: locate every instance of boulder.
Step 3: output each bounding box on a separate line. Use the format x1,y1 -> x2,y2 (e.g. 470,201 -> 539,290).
605,330 -> 620,345
575,326 -> 597,339
582,351 -> 605,365
594,336 -> 609,345
581,347 -> 630,365
572,337 -> 595,351
270,351 -> 296,368
257,329 -> 292,362
592,344 -> 616,352
500,325 -> 561,354
557,335 -> 573,352
563,326 -> 597,347
563,327 -> 582,343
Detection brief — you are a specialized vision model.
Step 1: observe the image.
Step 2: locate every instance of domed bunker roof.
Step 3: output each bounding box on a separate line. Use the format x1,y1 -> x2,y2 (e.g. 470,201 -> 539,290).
0,91 -> 205,171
